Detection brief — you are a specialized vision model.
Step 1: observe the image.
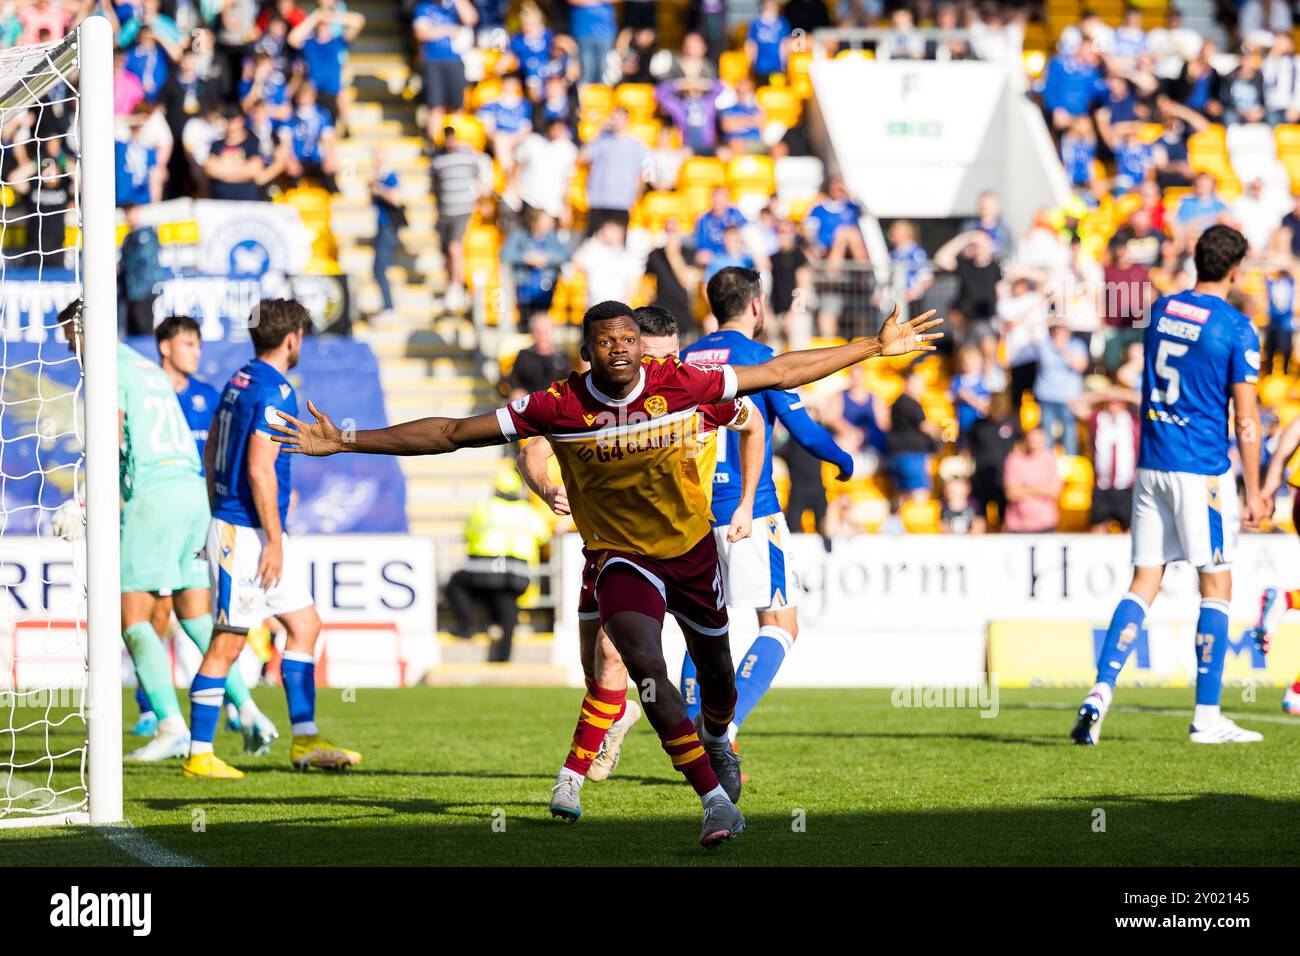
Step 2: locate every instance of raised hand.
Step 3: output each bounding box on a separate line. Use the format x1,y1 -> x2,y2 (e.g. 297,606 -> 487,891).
269,400 -> 345,456
878,305 -> 945,357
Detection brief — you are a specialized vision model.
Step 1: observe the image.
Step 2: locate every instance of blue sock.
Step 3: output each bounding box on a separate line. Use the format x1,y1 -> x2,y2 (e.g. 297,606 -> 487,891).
680,652 -> 700,722
1095,592 -> 1149,689
1195,599 -> 1231,707
281,650 -> 318,736
188,673 -> 225,754
134,686 -> 152,717
734,626 -> 793,729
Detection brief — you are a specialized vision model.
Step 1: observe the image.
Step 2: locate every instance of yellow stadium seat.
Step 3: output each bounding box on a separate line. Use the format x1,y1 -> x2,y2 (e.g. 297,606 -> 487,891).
679,156 -> 727,190
470,78 -> 502,110
1189,124 -> 1227,150
727,154 -> 775,201
464,223 -> 499,261
578,84 -> 614,115
638,190 -> 690,232
1022,49 -> 1047,78
788,51 -> 813,99
1137,123 -> 1164,144
578,118 -> 604,143
614,83 -> 656,119
628,117 -> 660,148
1277,124 -> 1300,151
568,164 -> 588,212
900,499 -> 941,534
719,50 -> 749,85
1260,374 -> 1292,407
680,184 -> 715,219
835,48 -> 873,60
757,85 -> 801,128
1057,455 -> 1094,487
1020,396 -> 1041,432
440,113 -> 485,152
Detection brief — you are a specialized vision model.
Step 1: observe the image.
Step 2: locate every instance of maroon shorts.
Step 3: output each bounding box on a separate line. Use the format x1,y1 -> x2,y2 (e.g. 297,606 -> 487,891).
588,532 -> 729,637
577,555 -> 599,622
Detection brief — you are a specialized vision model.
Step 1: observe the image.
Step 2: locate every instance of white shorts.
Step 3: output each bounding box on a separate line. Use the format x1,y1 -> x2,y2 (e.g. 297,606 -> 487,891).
208,517 -> 313,631
1130,468 -> 1239,573
713,512 -> 801,611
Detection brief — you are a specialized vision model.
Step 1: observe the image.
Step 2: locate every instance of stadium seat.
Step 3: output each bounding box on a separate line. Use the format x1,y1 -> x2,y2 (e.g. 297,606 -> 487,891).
470,78 -> 501,110
679,156 -> 727,190
900,499 -> 941,534
578,83 -> 615,117
727,154 -> 776,202
681,184 -> 716,219
638,191 -> 690,233
775,155 -> 826,206
441,113 -> 486,152
568,164 -> 588,212
757,85 -> 801,128
614,83 -> 656,119
787,51 -> 813,99
1022,50 -> 1047,78
835,48 -> 873,60
628,117 -> 661,148
1057,455 -> 1094,487
1276,124 -> 1300,151
719,50 -> 749,85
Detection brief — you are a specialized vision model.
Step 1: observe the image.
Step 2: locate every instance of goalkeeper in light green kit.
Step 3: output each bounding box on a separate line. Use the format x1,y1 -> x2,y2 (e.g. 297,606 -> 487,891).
54,301 -> 276,762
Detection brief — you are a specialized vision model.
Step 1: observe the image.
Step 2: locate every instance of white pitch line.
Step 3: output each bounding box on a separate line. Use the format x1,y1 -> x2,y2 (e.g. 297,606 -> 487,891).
6,776 -> 203,867
1019,700 -> 1300,726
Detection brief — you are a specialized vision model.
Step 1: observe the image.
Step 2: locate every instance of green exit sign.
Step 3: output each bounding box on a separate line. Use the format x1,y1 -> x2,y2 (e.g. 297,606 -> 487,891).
886,121 -> 943,137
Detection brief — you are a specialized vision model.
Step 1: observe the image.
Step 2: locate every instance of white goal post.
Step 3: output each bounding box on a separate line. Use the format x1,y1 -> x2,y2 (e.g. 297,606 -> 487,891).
0,15 -> 120,828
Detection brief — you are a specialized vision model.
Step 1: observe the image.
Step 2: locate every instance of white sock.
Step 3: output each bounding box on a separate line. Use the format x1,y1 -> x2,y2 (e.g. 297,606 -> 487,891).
698,720 -> 728,744
291,721 -> 318,736
1193,704 -> 1221,728
727,721 -> 739,745
1087,682 -> 1113,711
557,767 -> 584,788
189,740 -> 214,756
159,715 -> 188,736
700,784 -> 727,807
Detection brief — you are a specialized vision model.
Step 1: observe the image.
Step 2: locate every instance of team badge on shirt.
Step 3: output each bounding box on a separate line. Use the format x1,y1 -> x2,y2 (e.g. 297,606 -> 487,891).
644,395 -> 668,418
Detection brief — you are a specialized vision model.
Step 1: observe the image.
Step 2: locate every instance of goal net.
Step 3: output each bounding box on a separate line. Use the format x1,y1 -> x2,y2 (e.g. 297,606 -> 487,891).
0,17 -> 120,828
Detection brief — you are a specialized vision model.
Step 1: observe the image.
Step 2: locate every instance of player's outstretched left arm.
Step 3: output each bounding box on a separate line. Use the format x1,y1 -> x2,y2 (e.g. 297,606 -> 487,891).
727,400 -> 765,543
270,401 -> 507,457
516,436 -> 570,516
732,305 -> 944,397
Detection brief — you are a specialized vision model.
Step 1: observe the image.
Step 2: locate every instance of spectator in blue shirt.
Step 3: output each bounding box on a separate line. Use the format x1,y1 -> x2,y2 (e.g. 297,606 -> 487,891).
1060,115 -> 1099,190
1176,172 -> 1229,237
414,0 -> 479,141
952,344 -> 992,444
123,26 -> 174,103
288,5 -> 366,125
887,219 -> 933,304
1033,321 -> 1090,455
501,211 -> 570,320
478,74 -> 532,174
569,0 -> 617,85
720,76 -> 764,148
507,2 -> 554,97
1266,268 -> 1296,375
371,150 -> 406,319
805,176 -> 864,256
286,83 -> 338,190
239,52 -> 294,125
1041,37 -> 1105,130
1112,129 -> 1152,194
704,226 -> 756,282
115,127 -> 160,208
745,0 -> 791,79
694,187 -> 748,266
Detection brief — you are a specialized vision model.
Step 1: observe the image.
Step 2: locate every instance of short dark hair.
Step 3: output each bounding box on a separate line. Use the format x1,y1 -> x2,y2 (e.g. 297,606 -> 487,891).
582,300 -> 635,343
1193,225 -> 1248,282
249,298 -> 310,354
154,314 -> 201,345
57,298 -> 82,327
632,305 -> 679,338
706,267 -> 762,325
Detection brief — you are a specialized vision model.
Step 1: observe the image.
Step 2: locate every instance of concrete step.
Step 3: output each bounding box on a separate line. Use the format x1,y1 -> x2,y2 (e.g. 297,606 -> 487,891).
410,518 -> 468,538
437,634 -> 556,665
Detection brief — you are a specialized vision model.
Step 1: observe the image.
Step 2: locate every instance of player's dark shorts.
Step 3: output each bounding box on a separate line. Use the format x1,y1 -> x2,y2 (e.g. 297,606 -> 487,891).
423,58 -> 466,109
577,555 -> 599,622
589,532 -> 728,637
1089,486 -> 1133,530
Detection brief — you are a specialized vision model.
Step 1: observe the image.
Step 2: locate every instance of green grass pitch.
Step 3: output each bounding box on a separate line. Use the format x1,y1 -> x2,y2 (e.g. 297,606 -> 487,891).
3,686 -> 1299,866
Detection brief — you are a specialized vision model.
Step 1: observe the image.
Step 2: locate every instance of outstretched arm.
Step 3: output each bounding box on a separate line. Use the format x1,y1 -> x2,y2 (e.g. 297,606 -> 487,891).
1234,381 -> 1267,528
733,306 -> 943,396
516,436 -> 569,515
726,401 -> 765,543
270,401 -> 506,456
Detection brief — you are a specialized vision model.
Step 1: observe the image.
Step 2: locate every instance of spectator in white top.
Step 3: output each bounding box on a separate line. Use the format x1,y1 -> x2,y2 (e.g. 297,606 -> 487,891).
572,220 -> 644,305
995,274 -> 1049,412
1232,176 -> 1286,253
1240,0 -> 1293,38
1083,389 -> 1140,533
1263,31 -> 1300,124
513,118 -> 577,224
